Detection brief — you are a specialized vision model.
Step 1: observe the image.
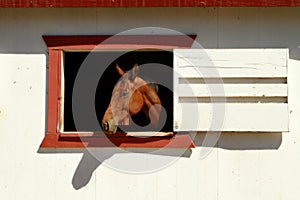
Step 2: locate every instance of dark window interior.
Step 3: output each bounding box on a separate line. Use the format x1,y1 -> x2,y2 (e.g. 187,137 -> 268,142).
63,50 -> 173,132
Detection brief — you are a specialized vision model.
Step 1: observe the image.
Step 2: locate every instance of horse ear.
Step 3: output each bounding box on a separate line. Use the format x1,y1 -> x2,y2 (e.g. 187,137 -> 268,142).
116,64 -> 125,76
130,63 -> 139,81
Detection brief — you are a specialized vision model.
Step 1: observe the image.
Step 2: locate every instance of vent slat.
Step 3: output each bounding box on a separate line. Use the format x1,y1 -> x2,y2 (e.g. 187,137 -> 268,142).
175,103 -> 288,132
177,84 -> 287,97
175,49 -> 287,68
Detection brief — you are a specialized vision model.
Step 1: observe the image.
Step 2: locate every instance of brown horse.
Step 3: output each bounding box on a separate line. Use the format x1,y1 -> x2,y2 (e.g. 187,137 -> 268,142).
102,64 -> 162,134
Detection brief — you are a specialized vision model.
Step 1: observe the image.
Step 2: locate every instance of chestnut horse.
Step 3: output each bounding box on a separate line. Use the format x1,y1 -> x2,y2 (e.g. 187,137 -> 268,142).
102,64 -> 162,134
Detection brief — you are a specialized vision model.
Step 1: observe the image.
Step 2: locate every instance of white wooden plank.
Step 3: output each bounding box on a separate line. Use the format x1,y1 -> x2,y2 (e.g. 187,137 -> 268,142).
177,84 -> 287,97
174,49 -> 287,78
175,49 -> 287,68
174,103 -> 288,132
175,66 -> 287,78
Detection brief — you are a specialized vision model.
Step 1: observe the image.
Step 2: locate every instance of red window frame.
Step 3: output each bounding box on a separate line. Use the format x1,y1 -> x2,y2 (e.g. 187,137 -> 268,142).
40,35 -> 196,148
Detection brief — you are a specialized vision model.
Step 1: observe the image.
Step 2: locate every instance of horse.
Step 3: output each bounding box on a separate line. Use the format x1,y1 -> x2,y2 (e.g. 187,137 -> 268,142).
102,64 -> 162,134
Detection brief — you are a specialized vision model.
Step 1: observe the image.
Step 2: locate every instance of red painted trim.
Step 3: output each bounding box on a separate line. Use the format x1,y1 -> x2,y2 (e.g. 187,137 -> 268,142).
47,50 -> 61,133
42,35 -> 196,148
43,35 -> 197,50
40,133 -> 195,148
1,0 -> 300,7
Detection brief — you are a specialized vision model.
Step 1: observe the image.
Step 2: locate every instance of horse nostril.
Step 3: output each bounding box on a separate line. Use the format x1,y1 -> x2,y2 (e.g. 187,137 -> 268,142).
103,121 -> 109,131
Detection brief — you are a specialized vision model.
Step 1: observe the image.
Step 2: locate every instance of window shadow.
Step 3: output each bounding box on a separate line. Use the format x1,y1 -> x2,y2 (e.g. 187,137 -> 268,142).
37,131 -> 282,190
38,147 -> 192,190
193,132 -> 282,150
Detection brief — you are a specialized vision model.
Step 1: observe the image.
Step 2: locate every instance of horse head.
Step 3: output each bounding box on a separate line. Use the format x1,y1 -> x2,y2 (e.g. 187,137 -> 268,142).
102,64 -> 161,134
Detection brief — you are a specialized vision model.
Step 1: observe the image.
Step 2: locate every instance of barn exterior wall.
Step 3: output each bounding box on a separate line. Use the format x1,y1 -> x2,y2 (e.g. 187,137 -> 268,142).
0,7 -> 300,200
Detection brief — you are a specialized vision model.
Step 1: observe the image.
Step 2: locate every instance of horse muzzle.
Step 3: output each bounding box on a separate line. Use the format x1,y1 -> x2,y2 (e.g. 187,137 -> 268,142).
102,120 -> 118,134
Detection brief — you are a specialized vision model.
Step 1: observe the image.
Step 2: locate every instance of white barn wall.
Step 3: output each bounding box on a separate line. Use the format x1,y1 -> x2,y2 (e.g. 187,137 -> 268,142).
0,7 -> 299,200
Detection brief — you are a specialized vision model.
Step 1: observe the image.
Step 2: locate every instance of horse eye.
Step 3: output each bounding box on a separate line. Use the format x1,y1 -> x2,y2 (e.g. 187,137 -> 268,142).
121,91 -> 129,97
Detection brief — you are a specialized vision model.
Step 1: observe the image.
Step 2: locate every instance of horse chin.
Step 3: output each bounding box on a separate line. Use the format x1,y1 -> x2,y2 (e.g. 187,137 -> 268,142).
108,126 -> 117,134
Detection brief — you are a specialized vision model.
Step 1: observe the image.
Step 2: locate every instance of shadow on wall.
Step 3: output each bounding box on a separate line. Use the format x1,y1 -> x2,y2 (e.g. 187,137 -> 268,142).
288,47 -> 300,61
194,132 -> 282,150
38,131 -> 282,190
38,147 -> 192,190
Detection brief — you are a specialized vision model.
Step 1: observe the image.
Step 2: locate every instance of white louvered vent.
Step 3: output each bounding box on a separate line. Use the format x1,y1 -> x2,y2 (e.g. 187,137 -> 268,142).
173,49 -> 288,132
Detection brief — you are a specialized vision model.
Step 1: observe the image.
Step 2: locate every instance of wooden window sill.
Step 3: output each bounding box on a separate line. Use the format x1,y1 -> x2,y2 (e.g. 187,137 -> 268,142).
40,133 -> 195,149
